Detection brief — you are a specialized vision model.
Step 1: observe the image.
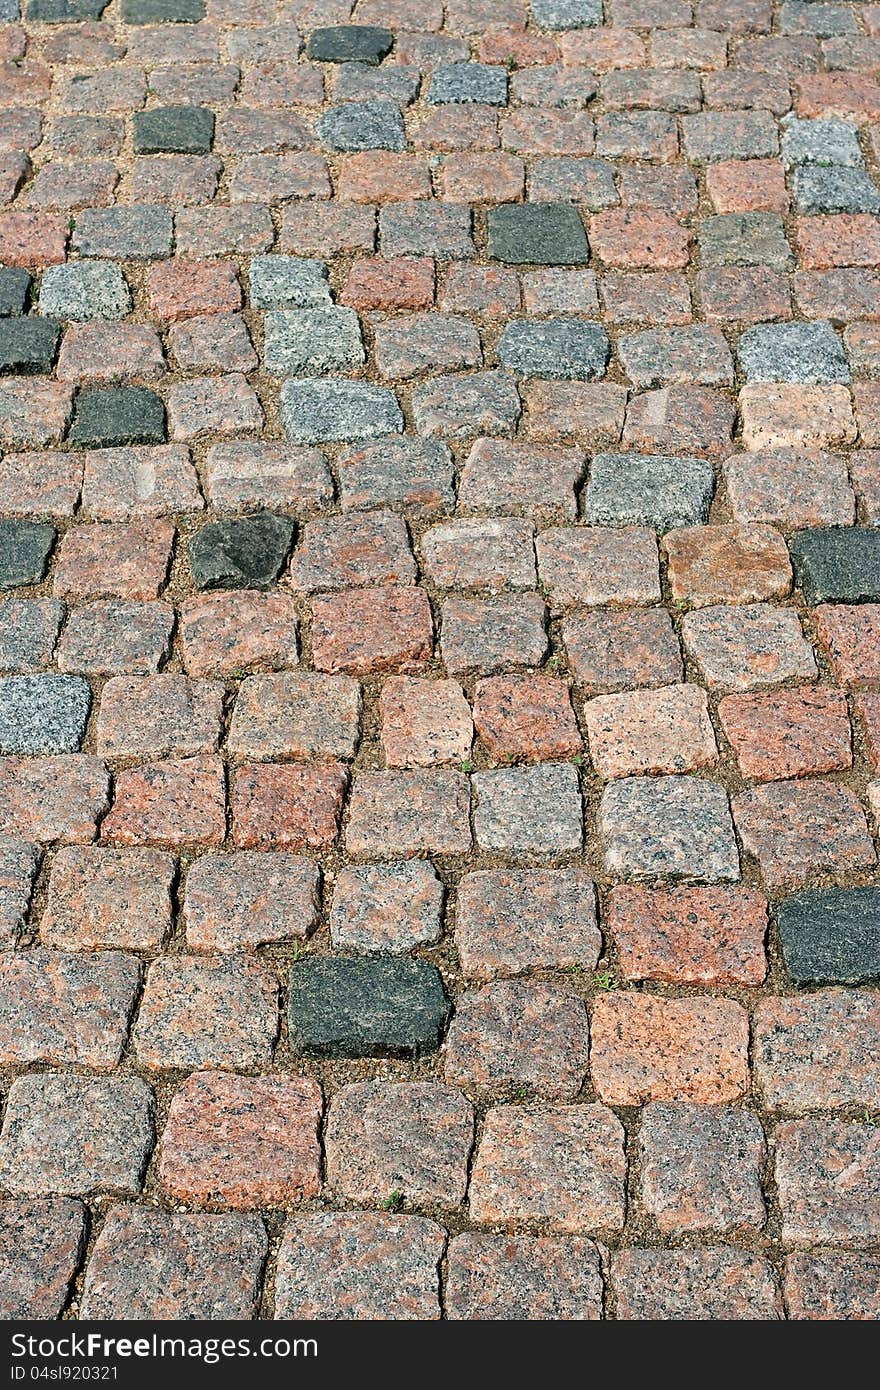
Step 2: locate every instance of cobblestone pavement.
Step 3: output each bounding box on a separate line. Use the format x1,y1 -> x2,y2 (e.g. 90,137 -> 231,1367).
1,0 -> 880,1324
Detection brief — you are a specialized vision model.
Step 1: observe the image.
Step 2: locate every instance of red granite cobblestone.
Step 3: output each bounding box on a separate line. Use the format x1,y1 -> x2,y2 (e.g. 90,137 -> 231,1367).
1,0 -> 875,1323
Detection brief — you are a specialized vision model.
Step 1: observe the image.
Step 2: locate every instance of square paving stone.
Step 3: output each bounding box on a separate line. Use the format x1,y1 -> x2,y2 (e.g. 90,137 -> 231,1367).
0,948 -> 141,1071
444,978 -> 589,1101
790,527 -> 880,604
307,25 -> 393,65
133,956 -> 278,1071
781,116 -> 863,169
263,307 -> 364,376
613,1249 -> 781,1320
281,379 -> 403,445
469,1102 -> 626,1234
184,851 -> 318,952
0,1199 -> 86,1319
345,769 -> 470,857
0,1074 -> 154,1198
228,670 -> 361,761
72,208 -> 173,262
159,1071 -> 322,1209
609,884 -> 767,987
275,1212 -> 444,1320
682,603 -> 817,691
700,213 -> 795,270
26,0 -> 109,16
532,0 -> 603,27
473,764 -> 583,856
446,1233 -> 603,1321
0,317 -> 60,375
413,370 -> 521,439
329,860 -> 444,953
188,513 -> 295,590
590,991 -> 749,1106
39,261 -> 132,322
784,1252 -> 880,1321
316,102 -> 406,153
775,1117 -> 880,1247
737,321 -> 851,384
69,388 -> 166,450
287,956 -> 450,1059
793,168 -> 880,216
0,521 -> 55,589
584,452 -> 715,530
488,204 -> 590,266
42,845 -> 174,952
338,437 -> 455,512
618,326 -> 734,390
428,63 -> 508,105
732,779 -> 875,891
121,0 -> 205,19
753,988 -> 880,1113
79,1208 -> 266,1320
776,887 -> 880,985
497,318 -> 609,381
456,868 -> 599,980
134,106 -> 215,156
325,1081 -> 474,1209
600,775 -> 740,882
0,268 -> 32,318
0,675 -> 91,755
638,1103 -> 767,1235
248,255 -> 331,309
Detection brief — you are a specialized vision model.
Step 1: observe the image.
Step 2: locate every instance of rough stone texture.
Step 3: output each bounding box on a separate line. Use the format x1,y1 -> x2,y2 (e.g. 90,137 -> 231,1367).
775,887 -> 880,985
0,1199 -> 86,1319
473,764 -> 582,856
718,687 -> 851,782
159,1071 -> 322,1210
591,993 -> 750,1105
775,1118 -> 880,1247
585,683 -> 717,778
784,1252 -> 880,1320
791,527 -> 880,605
189,513 -> 295,591
733,779 -> 876,890
288,957 -> 450,1059
325,1081 -> 474,1209
488,203 -> 590,265
469,1103 -> 627,1234
665,525 -> 792,607
133,955 -> 278,1071
4,0 -> 879,1318
0,948 -> 140,1071
228,671 -> 361,762
610,885 -> 768,986
584,452 -> 715,530
638,1103 -> 767,1233
185,852 -> 318,952
600,776 -> 740,882
0,1074 -> 154,1197
754,988 -> 880,1112
274,1213 -> 444,1320
42,846 -> 173,952
456,869 -> 600,980
613,1249 -> 782,1320
682,603 -> 817,691
444,979 -> 589,1101
0,674 -> 91,755
329,860 -> 444,953
79,1208 -> 268,1320
281,379 -> 404,446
